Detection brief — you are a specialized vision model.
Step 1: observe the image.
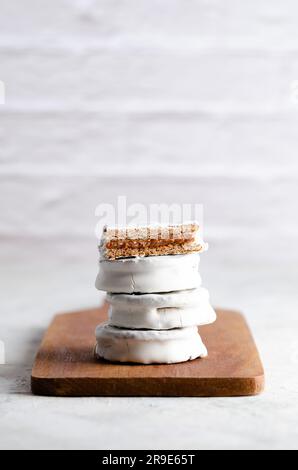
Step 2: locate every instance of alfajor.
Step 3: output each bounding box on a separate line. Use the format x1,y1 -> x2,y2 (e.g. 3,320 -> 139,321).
107,288 -> 216,330
100,222 -> 207,260
95,323 -> 207,364
96,253 -> 202,294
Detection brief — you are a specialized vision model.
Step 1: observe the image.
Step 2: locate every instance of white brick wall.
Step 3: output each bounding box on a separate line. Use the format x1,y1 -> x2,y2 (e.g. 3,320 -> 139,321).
1,0 -> 298,277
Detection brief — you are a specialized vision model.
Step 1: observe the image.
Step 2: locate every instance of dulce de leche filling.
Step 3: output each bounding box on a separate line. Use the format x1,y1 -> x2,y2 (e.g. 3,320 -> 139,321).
106,238 -> 197,250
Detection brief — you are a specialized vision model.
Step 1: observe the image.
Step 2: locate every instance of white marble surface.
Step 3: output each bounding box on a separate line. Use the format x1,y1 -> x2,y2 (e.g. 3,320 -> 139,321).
1,254 -> 298,450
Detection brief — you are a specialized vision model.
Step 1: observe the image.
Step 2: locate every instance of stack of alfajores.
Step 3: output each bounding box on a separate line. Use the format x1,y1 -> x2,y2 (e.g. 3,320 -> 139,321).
95,223 -> 216,364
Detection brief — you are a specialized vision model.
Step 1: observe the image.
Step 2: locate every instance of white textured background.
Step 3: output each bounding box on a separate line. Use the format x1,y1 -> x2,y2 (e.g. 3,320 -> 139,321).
1,0 -> 298,450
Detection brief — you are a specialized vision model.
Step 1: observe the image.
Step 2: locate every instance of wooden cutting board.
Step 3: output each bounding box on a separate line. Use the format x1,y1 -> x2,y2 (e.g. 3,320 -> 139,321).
31,306 -> 264,397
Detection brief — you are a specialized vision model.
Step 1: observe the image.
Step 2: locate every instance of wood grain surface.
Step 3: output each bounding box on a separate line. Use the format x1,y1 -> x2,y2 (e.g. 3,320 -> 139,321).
31,306 -> 264,397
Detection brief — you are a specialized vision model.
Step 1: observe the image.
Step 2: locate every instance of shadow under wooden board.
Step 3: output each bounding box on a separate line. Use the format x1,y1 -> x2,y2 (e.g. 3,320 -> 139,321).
31,306 -> 264,397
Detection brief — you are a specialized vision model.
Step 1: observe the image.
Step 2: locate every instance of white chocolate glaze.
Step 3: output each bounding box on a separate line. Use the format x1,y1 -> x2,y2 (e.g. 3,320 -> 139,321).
95,323 -> 207,364
95,254 -> 201,294
107,287 -> 216,329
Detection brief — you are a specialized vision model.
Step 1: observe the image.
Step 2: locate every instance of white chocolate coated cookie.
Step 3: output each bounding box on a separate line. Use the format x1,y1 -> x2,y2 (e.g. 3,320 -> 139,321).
95,323 -> 207,364
95,254 -> 201,294
107,288 -> 216,329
